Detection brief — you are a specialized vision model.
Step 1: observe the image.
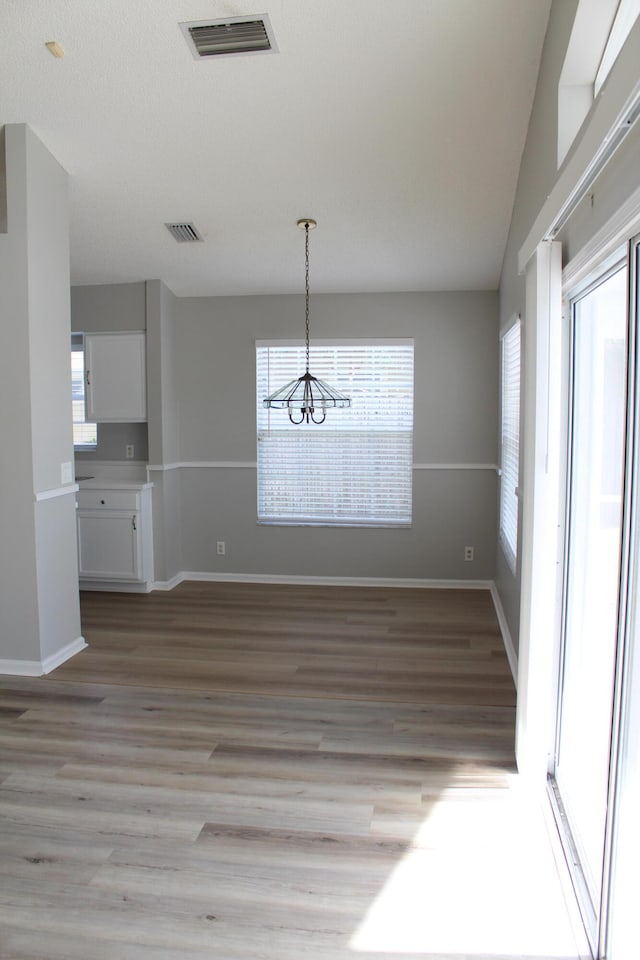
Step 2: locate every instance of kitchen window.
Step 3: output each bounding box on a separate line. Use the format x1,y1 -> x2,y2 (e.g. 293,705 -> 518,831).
72,334 -> 97,449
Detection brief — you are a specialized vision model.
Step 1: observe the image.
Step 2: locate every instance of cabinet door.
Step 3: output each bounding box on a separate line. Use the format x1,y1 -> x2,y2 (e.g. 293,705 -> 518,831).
77,511 -> 141,580
85,333 -> 146,421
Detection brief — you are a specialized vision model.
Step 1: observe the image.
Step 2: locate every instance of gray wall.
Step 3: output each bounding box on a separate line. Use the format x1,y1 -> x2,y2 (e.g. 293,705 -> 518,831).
496,0 -> 640,652
500,8 -> 640,953
557,121 -> 640,262
176,292 -> 499,465
173,290 -> 499,581
147,280 -> 179,466
0,124 -> 81,664
74,422 -> 148,464
69,279 -> 499,583
71,281 -> 149,464
0,126 -> 39,660
146,280 -> 182,583
71,282 -> 146,333
496,0 -> 577,650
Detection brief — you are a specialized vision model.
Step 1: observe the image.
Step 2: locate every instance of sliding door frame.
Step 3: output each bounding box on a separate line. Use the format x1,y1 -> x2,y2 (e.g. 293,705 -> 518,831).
551,235 -> 640,958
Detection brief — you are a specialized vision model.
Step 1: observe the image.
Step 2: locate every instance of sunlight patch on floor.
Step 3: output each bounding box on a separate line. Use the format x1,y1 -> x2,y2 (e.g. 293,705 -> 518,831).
350,779 -> 582,958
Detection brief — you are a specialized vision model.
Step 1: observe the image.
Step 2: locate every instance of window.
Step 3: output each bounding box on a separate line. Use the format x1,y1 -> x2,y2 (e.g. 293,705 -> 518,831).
552,261 -> 628,949
594,0 -> 640,96
256,340 -> 414,526
71,334 -> 97,448
558,0 -> 640,166
499,320 -> 521,571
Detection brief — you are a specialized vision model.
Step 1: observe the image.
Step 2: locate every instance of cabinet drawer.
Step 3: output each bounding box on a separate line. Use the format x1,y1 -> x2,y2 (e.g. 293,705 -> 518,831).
77,490 -> 139,511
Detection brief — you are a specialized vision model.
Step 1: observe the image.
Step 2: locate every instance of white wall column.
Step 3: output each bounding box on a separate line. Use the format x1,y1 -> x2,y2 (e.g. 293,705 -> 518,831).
146,279 -> 182,586
0,123 -> 84,674
516,240 -> 565,784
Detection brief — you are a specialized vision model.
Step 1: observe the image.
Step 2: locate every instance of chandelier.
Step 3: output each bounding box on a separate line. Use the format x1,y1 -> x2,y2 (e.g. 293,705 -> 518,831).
263,218 -> 351,424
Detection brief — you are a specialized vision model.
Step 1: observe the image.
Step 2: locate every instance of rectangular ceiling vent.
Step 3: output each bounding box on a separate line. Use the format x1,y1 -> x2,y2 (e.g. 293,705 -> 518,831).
180,15 -> 277,60
165,222 -> 203,243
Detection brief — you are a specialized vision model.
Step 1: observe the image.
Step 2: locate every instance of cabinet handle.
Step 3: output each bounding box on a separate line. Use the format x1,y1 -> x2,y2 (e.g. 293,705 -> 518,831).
132,516 -> 137,531
86,369 -> 90,385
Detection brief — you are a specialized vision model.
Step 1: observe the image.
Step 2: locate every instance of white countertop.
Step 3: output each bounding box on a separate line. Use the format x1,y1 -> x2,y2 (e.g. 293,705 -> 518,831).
77,477 -> 153,490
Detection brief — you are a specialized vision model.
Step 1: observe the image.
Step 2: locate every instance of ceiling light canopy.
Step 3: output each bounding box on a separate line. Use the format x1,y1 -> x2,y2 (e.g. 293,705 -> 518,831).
263,219 -> 351,425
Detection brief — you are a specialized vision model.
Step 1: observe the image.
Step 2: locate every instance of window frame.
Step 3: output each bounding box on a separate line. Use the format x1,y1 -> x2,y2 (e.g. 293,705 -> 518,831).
71,334 -> 98,450
499,319 -> 521,573
256,338 -> 414,528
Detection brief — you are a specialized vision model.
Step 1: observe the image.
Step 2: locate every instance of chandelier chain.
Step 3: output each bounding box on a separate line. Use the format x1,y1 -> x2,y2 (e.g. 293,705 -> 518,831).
304,222 -> 310,372
262,216 -> 350,423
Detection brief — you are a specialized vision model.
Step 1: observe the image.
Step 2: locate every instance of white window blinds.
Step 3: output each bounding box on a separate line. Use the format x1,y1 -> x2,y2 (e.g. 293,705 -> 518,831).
500,321 -> 521,571
256,340 -> 414,526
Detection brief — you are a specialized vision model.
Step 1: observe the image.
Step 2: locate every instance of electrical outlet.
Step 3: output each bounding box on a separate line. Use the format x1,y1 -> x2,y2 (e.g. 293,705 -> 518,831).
464,546 -> 474,561
216,541 -> 226,556
125,444 -> 135,459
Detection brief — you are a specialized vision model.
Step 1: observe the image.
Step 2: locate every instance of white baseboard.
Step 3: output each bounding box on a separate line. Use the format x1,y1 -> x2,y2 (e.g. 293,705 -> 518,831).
79,580 -> 153,593
0,659 -> 44,677
0,636 -> 87,677
153,573 -> 185,591
490,582 -> 518,687
161,570 -> 493,590
41,636 -> 88,674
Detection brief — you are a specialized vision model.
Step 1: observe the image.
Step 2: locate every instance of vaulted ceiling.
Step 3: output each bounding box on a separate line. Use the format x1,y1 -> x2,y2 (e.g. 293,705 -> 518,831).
2,0 -> 551,296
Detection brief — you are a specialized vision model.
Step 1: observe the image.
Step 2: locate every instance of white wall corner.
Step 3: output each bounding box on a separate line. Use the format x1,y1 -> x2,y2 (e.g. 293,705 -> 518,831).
41,636 -> 87,674
153,572 -> 185,591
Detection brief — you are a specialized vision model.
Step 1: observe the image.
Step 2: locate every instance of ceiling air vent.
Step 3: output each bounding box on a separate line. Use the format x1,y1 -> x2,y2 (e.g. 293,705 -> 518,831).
180,15 -> 277,60
165,222 -> 203,243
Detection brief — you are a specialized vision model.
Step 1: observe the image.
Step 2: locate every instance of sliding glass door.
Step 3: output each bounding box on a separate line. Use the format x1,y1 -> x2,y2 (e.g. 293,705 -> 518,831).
553,258 -> 629,949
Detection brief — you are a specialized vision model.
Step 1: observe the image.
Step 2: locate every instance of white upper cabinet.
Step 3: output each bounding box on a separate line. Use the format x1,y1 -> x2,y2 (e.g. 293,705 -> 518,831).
85,332 -> 146,421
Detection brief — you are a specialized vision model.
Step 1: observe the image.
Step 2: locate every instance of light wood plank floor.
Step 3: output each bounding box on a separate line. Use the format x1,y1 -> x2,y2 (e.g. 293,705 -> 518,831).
0,583 -> 582,959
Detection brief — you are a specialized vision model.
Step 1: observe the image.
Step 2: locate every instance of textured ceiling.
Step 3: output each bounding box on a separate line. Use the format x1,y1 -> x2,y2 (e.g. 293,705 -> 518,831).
1,0 -> 551,296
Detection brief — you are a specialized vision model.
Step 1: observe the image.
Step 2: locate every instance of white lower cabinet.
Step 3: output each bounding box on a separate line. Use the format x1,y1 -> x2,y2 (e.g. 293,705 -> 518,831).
77,484 -> 153,591
77,512 -> 140,580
